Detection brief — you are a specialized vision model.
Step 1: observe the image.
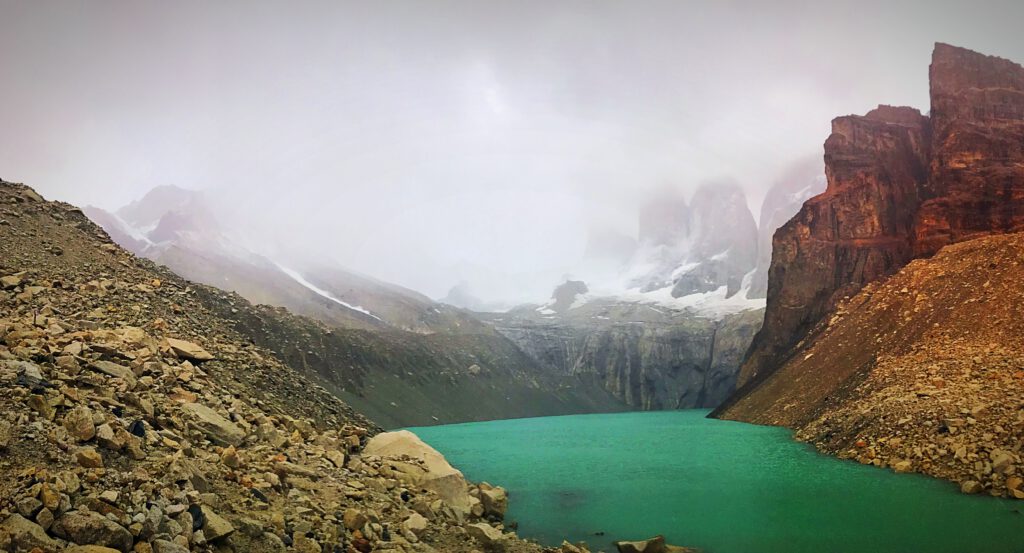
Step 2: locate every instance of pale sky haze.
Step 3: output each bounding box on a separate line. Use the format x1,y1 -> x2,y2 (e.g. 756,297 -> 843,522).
2,0 -> 1023,302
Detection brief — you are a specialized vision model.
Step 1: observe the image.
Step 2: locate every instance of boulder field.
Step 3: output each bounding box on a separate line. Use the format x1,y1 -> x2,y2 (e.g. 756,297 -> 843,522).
0,181 -> 610,552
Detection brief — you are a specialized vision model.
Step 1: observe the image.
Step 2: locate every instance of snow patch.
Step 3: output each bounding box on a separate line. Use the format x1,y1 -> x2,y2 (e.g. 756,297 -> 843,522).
565,266 -> 765,320
274,263 -> 382,321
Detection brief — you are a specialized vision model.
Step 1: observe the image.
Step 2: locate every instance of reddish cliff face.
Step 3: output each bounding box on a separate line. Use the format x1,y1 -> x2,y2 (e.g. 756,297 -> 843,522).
734,105 -> 930,387
916,43 -> 1024,255
721,43 -> 1024,408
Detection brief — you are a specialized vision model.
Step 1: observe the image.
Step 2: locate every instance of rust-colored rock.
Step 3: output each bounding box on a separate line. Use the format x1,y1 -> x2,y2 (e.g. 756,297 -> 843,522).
717,43 -> 1024,416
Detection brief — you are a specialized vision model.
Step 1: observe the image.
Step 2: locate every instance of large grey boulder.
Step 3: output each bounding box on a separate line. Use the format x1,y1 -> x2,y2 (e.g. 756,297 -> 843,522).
51,511 -> 133,552
0,514 -> 61,552
182,403 -> 244,446
364,430 -> 472,513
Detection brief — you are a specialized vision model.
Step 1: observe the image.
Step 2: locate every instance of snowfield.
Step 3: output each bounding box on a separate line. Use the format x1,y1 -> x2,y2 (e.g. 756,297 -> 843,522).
275,263 -> 382,320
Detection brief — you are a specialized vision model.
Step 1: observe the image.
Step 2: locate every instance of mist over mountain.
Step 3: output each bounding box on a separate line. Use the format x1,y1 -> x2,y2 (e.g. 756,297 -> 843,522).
6,3 -> 1024,553
6,2 -> 1024,307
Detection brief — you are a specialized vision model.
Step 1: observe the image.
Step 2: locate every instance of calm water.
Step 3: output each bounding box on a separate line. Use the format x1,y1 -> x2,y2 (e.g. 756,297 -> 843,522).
409,410 -> 1024,553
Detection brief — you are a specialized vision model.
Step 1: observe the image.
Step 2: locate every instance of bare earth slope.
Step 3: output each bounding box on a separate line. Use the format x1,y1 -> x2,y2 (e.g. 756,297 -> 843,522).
720,232 -> 1024,497
729,44 -> 1024,397
0,181 -> 589,552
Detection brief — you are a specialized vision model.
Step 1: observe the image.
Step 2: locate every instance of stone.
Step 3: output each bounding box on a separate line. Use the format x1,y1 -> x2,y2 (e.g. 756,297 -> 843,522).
35,508 -> 54,531
560,541 -> 587,553
991,450 -> 1014,474
466,522 -> 506,547
198,506 -> 234,542
615,535 -> 667,553
99,490 -> 119,504
151,540 -> 189,553
166,338 -> 214,362
182,403 -> 244,446
16,497 -> 42,518
324,449 -> 346,468
39,483 -> 60,511
343,508 -> 368,531
893,460 -> 913,474
960,480 -> 984,494
293,534 -> 322,553
0,419 -> 13,449
64,406 -> 96,442
0,274 -> 22,289
28,394 -> 56,421
403,512 -> 428,536
364,430 -> 472,512
469,496 -> 485,518
89,360 -> 137,388
51,511 -> 133,552
63,341 -> 84,356
75,447 -> 104,468
95,423 -> 124,450
66,546 -> 124,553
479,485 -> 508,518
220,445 -> 241,468
0,513 -> 60,552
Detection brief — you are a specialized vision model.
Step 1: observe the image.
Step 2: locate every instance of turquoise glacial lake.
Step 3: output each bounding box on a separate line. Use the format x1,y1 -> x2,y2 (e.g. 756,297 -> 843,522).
410,410 -> 1024,553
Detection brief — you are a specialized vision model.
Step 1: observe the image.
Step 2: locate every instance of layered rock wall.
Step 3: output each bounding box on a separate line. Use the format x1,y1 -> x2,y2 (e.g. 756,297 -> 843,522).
726,44 -> 1024,400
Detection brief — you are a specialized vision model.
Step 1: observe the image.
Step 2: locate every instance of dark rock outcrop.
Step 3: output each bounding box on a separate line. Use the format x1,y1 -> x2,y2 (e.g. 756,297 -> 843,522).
488,300 -> 763,410
719,43 -> 1024,415
547,280 -> 589,313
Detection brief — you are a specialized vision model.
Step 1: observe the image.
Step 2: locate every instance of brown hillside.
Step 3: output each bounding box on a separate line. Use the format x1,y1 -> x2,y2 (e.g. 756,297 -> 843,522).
720,232 -> 1024,496
729,43 -> 1024,396
0,181 -> 575,552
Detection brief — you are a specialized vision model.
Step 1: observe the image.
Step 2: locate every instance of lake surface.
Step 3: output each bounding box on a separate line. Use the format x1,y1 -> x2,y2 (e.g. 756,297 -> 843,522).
410,410 -> 1024,553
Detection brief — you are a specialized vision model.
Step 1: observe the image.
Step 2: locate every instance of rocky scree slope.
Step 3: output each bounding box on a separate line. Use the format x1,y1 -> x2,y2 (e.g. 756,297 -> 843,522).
84,186 -> 626,428
719,43 -> 1024,410
718,233 -> 1024,498
0,181 -> 600,552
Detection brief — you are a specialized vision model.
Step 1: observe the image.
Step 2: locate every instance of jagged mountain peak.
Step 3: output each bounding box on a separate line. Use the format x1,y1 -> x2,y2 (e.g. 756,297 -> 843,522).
629,181 -> 758,300
725,42 -> 1024,398
116,184 -> 204,229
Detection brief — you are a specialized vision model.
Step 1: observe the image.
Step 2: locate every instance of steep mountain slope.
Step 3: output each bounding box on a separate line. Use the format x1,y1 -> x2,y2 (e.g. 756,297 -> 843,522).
84,187 -> 627,427
724,43 -> 1024,400
721,233 -> 1024,498
482,181 -> 767,411
0,180 -> 577,552
84,186 -> 481,334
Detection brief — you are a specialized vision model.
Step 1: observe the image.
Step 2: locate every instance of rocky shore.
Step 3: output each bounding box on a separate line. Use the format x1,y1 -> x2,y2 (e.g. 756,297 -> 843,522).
794,234 -> 1024,499
0,182 -> 610,552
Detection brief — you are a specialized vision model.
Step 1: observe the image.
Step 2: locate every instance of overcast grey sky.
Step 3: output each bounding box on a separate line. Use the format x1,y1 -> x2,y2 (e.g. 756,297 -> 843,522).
2,1 -> 1023,302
